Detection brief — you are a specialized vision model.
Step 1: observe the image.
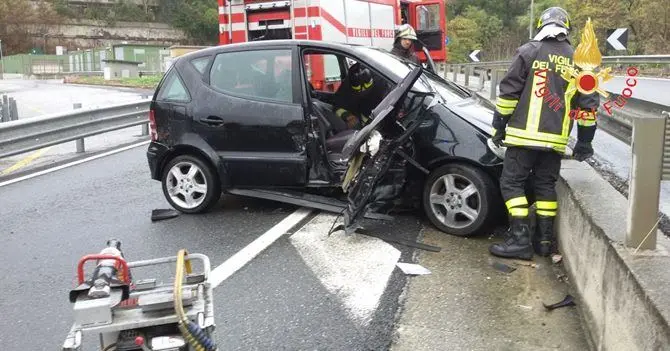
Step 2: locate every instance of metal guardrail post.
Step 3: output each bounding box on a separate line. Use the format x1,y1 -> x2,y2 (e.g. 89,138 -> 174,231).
141,95 -> 149,136
452,65 -> 458,81
626,114 -> 666,250
73,103 -> 85,153
478,69 -> 485,91
9,97 -> 17,121
464,66 -> 471,87
1,95 -> 8,123
490,69 -> 499,101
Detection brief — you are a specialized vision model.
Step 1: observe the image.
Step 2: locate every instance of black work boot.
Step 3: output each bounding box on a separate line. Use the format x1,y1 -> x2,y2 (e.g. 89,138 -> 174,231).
489,217 -> 533,260
533,215 -> 555,256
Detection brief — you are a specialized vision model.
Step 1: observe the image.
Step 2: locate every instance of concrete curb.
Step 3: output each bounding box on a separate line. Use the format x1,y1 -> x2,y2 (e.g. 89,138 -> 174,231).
556,160 -> 670,350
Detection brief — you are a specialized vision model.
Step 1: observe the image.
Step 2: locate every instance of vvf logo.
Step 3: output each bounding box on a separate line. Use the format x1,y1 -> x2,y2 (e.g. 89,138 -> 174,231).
560,18 -> 613,97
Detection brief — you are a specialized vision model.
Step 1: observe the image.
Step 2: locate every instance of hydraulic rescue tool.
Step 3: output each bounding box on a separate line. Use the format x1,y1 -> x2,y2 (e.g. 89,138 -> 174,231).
62,240 -> 218,351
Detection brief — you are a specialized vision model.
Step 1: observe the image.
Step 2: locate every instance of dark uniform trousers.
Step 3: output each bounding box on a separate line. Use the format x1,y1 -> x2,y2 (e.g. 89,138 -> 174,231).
500,147 -> 561,218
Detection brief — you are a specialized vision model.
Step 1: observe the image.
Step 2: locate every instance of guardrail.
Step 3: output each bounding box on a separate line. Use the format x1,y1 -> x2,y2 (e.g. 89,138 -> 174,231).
0,94 -> 19,122
0,100 -> 150,159
445,55 -> 670,251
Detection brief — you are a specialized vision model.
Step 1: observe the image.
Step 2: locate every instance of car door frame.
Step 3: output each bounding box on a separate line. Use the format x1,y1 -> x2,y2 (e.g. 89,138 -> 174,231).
195,44 -> 310,188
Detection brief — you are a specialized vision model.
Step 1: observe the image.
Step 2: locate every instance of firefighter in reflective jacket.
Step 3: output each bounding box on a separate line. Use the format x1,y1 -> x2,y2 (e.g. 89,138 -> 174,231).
334,63 -> 387,129
489,7 -> 598,260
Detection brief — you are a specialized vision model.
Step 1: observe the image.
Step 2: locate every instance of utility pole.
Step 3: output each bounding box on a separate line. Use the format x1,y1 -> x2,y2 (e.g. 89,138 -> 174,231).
0,39 -> 4,80
529,0 -> 534,39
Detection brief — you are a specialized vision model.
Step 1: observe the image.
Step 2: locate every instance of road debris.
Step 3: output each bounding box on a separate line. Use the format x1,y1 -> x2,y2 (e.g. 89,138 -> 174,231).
542,294 -> 576,311
492,261 -> 517,274
512,260 -> 538,268
557,274 -> 569,282
151,209 -> 179,222
396,263 -> 431,275
552,254 -> 563,264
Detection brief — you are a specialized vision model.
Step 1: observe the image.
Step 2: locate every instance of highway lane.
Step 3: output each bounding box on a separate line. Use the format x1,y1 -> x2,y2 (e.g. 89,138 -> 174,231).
0,144 -> 421,350
0,79 -> 152,119
0,145 -> 297,350
214,213 -> 422,351
601,76 -> 670,107
0,79 -> 153,177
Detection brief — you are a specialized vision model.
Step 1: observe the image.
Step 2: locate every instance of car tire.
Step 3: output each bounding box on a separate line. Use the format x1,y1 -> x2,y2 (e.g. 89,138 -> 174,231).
422,163 -> 497,237
161,154 -> 221,214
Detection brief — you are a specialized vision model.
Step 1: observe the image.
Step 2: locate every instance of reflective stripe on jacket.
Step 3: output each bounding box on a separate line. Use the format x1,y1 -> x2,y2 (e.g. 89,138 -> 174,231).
493,37 -> 599,153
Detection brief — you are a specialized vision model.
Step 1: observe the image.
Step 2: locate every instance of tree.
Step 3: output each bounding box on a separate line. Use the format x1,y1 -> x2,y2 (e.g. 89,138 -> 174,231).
0,0 -> 64,54
158,0 -> 219,45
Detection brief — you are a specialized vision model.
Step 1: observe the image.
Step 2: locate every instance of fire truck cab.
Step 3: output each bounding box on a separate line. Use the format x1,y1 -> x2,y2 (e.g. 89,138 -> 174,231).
217,1 -> 446,67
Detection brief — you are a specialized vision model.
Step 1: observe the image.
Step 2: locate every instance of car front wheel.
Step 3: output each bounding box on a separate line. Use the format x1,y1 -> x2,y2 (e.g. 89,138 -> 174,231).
162,154 -> 221,214
422,163 -> 497,236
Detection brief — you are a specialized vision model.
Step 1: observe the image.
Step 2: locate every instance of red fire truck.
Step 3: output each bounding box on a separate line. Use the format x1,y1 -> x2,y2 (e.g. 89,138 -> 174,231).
217,0 -> 446,90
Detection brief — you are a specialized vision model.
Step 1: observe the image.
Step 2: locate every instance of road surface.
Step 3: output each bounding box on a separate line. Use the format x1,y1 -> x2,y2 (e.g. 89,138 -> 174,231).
0,145 -> 420,350
0,79 -> 152,177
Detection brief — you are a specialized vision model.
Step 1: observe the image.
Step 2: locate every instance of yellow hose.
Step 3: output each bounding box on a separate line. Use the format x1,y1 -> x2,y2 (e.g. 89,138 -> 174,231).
174,249 -> 206,351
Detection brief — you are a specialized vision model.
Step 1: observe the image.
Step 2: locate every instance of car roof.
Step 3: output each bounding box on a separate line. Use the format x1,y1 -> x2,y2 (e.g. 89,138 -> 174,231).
179,40 -> 363,58
176,39 -> 407,82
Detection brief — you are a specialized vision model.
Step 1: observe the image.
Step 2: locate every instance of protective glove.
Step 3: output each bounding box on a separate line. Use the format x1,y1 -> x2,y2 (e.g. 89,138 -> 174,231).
572,141 -> 593,161
491,128 -> 506,148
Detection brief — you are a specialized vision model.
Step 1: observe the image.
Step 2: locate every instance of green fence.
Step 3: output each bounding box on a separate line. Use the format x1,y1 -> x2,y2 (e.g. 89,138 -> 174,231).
1,54 -> 70,75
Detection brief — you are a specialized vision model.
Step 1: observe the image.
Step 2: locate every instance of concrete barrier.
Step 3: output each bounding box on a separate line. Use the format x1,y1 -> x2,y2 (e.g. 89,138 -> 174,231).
556,160 -> 670,350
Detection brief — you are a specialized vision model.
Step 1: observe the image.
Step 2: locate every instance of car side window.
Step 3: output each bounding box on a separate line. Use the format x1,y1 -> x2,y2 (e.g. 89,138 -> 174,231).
191,57 -> 210,74
209,49 -> 293,103
157,69 -> 190,102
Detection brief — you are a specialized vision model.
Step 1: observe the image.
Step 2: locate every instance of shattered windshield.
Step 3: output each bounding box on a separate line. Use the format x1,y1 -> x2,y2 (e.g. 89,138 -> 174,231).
355,46 -> 471,104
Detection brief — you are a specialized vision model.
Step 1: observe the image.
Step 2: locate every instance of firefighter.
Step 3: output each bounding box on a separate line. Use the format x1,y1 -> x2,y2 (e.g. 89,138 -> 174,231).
488,7 -> 598,260
333,63 -> 387,129
391,24 -> 421,65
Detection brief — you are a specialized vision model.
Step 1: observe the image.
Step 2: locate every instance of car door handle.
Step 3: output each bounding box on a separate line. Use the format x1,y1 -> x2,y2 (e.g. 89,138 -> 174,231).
201,116 -> 226,127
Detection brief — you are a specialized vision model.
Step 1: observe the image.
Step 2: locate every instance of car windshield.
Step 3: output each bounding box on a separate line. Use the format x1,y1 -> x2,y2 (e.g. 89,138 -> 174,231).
354,46 -> 471,104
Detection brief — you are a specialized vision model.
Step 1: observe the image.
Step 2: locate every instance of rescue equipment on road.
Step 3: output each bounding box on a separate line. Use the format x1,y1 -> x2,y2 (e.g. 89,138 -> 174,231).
62,240 -> 217,351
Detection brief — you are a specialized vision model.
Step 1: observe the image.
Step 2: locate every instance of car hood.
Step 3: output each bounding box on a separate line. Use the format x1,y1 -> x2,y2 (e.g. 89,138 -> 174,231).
442,93 -> 495,136
340,66 -> 424,161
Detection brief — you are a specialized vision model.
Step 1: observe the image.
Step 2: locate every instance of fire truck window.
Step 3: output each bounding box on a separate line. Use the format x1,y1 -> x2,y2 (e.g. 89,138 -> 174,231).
416,5 -> 440,31
209,49 -> 293,103
304,53 -> 342,93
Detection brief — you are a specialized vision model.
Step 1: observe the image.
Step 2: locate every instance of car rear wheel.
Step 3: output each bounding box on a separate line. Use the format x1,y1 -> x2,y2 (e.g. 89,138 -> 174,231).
162,154 -> 221,214
422,163 -> 497,237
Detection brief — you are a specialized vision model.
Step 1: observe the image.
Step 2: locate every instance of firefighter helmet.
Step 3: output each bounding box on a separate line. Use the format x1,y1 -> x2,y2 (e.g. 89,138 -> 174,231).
349,63 -> 374,93
537,7 -> 571,31
395,24 -> 418,41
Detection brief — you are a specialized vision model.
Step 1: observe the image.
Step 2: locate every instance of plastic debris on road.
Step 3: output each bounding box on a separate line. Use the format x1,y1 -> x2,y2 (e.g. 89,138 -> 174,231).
151,209 -> 180,222
543,294 -> 576,311
492,261 -> 517,274
396,263 -> 431,275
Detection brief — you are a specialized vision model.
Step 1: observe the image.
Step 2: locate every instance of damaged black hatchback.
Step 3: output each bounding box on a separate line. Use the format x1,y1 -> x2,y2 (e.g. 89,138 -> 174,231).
147,40 -> 505,236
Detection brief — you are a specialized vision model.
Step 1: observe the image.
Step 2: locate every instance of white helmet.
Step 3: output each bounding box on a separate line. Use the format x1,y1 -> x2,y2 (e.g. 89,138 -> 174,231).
396,24 -> 417,40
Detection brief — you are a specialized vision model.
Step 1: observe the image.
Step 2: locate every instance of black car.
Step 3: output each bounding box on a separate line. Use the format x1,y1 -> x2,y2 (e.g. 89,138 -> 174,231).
146,39 -> 505,236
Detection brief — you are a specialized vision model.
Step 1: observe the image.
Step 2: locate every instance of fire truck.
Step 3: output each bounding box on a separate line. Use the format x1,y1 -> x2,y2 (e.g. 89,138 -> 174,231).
217,0 -> 446,90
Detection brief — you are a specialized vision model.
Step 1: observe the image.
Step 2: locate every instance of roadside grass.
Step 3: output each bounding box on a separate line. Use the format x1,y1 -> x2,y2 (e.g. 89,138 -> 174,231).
64,75 -> 163,89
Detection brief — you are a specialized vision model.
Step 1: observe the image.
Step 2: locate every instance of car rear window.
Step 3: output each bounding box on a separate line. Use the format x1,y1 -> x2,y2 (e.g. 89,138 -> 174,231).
157,69 -> 190,102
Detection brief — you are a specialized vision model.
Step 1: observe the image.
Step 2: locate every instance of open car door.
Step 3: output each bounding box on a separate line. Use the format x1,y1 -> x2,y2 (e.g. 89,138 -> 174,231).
338,66 -> 437,233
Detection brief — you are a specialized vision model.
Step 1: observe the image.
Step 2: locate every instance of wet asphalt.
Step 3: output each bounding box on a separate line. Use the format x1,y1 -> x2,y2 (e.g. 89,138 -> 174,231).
0,145 -> 422,350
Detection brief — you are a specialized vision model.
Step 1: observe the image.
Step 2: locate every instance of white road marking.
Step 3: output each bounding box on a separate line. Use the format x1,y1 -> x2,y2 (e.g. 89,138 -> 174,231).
289,213 -> 402,326
209,207 -> 313,288
0,140 -> 150,188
